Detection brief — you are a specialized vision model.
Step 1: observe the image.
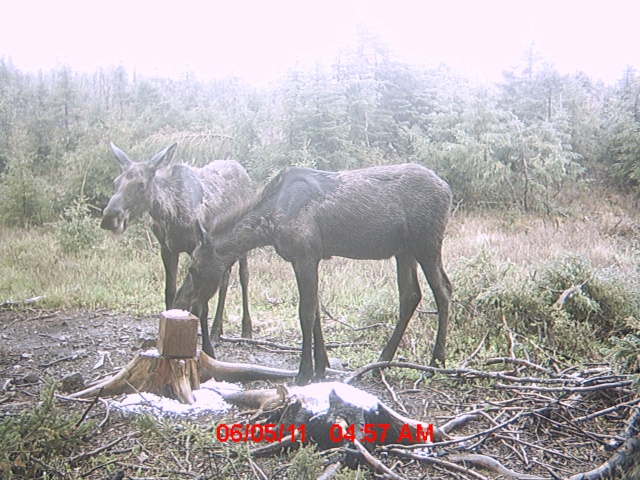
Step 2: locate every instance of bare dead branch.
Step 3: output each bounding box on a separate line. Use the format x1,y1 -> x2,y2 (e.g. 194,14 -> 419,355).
317,462 -> 344,480
496,380 -> 633,393
553,277 -> 592,310
390,448 -> 489,480
345,360 -> 625,386
380,369 -> 409,416
352,439 -> 408,480
481,357 -> 554,375
573,397 -> 640,423
445,453 -> 549,480
69,431 -> 138,465
568,437 -> 640,480
460,332 -> 488,368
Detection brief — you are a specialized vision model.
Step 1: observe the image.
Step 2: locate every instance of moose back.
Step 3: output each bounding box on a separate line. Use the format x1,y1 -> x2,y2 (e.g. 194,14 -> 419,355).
175,163 -> 452,385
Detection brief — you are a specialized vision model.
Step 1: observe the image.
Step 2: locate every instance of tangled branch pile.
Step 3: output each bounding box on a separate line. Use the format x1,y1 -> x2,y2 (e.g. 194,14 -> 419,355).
329,358 -> 640,479
213,357 -> 639,479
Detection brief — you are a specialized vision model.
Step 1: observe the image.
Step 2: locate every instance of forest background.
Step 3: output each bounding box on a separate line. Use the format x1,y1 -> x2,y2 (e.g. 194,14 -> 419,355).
2,30 -> 640,225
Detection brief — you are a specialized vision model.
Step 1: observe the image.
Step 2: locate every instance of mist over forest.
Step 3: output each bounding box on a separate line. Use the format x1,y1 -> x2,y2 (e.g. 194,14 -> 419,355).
1,32 -> 639,226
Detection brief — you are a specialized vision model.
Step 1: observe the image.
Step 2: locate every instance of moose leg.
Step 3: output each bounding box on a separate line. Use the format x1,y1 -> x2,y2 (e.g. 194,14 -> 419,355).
379,252 -> 421,363
238,254 -> 252,339
418,252 -> 452,367
292,260 -> 321,385
161,247 -> 179,310
197,302 -> 214,358
312,301 -> 329,380
210,268 -> 231,342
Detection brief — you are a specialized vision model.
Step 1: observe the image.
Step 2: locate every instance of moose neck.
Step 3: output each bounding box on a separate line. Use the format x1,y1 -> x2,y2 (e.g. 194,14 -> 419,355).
149,173 -> 199,229
214,209 -> 276,263
149,177 -> 175,222
208,172 -> 284,263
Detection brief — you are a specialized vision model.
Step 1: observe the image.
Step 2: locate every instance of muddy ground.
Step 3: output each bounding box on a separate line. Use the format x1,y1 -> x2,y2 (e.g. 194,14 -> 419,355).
0,307 -> 637,479
0,308 -> 303,390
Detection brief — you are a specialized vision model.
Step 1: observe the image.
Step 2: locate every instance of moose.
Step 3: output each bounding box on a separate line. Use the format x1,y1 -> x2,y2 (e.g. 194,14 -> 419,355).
100,143 -> 254,356
174,163 -> 453,385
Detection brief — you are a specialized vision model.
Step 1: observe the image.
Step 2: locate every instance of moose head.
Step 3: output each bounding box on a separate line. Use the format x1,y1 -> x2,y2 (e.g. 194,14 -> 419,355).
100,143 -> 177,235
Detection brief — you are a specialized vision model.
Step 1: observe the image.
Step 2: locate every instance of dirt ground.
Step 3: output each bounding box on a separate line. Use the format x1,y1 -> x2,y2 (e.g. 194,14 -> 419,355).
1,307 -> 637,479
0,308 -> 303,389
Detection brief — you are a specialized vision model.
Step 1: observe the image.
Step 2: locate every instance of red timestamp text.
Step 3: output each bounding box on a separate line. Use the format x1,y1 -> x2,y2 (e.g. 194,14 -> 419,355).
329,423 -> 435,444
215,422 -> 435,444
216,423 -> 306,444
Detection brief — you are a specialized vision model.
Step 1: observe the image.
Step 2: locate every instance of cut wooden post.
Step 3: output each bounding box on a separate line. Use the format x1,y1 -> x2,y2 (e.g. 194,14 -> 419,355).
157,309 -> 199,358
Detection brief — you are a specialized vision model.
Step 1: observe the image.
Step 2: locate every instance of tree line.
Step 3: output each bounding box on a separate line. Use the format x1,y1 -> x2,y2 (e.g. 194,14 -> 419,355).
1,33 -> 640,227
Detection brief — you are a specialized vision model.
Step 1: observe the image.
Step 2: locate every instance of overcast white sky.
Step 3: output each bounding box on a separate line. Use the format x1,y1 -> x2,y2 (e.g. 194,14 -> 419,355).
1,0 -> 639,85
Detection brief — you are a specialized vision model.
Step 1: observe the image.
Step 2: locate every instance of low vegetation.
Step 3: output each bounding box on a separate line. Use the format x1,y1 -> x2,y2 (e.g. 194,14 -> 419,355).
2,185 -> 639,371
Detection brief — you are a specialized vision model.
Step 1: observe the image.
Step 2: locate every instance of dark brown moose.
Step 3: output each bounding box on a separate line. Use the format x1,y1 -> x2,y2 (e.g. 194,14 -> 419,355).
174,163 -> 452,385
100,143 -> 254,356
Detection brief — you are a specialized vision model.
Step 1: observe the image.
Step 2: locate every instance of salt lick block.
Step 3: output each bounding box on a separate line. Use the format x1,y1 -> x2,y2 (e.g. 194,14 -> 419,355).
157,309 -> 199,358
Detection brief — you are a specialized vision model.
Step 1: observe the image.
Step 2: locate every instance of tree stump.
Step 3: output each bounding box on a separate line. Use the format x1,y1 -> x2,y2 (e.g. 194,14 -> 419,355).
70,310 -> 297,404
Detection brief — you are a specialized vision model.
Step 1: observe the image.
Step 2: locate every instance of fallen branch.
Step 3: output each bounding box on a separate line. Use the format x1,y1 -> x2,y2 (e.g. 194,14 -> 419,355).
248,436 -> 296,457
573,397 -> 640,423
219,335 -> 299,351
219,334 -> 369,352
460,332 -> 489,368
496,380 -> 633,393
390,449 -> 489,480
352,439 -> 408,480
0,295 -> 46,309
69,431 -> 138,465
481,357 -> 554,375
39,351 -> 87,368
344,360 -> 613,386
568,437 -> 640,480
569,410 -> 640,480
317,461 -> 344,480
553,277 -> 592,310
445,453 -> 549,480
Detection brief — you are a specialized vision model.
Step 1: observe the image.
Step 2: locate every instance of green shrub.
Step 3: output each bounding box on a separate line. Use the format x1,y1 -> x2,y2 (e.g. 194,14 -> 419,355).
56,196 -> 102,253
451,251 -> 640,361
0,379 -> 96,479
536,255 -> 640,336
287,443 -> 323,480
605,316 -> 640,373
357,289 -> 397,326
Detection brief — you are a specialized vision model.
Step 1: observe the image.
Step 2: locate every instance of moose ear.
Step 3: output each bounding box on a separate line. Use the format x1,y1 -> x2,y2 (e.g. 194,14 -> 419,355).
110,142 -> 133,170
149,143 -> 178,171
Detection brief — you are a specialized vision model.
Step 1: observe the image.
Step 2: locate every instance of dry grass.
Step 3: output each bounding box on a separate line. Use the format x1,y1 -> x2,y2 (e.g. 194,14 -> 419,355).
446,207 -> 639,273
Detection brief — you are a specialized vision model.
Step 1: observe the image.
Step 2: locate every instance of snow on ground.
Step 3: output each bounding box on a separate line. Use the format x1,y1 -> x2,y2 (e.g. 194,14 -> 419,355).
110,380 -> 243,416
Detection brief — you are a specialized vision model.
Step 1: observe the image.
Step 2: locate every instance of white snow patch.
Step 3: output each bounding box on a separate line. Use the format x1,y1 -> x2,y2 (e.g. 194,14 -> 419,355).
110,381 -> 380,418
162,309 -> 193,318
110,380 -> 242,416
140,348 -> 161,357
289,382 -> 380,414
